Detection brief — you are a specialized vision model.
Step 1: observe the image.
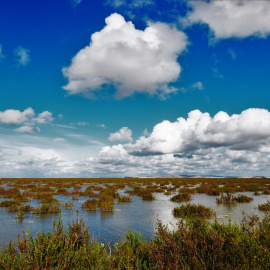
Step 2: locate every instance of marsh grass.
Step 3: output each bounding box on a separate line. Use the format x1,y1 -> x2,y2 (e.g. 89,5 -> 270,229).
61,201 -> 73,208
117,195 -> 132,203
217,192 -> 253,204
0,200 -> 21,208
32,203 -> 61,214
81,199 -> 98,211
236,195 -> 253,203
259,200 -> 270,211
170,193 -> 191,202
173,203 -> 215,218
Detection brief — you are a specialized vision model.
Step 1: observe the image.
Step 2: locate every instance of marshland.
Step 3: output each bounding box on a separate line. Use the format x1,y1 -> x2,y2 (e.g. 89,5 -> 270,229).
1,177 -> 270,269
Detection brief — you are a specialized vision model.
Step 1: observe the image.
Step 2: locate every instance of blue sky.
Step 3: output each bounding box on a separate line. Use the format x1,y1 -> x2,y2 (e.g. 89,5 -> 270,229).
1,0 -> 270,177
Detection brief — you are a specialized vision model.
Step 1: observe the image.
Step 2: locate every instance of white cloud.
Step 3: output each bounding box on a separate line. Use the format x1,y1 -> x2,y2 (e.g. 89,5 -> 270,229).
14,46 -> 30,66
2,108 -> 270,177
77,121 -> 89,126
0,108 -> 35,125
186,0 -> 270,39
34,111 -> 54,124
63,13 -> 188,99
227,48 -> 236,60
97,124 -> 106,128
0,108 -> 53,133
192,81 -> 204,90
131,108 -> 270,155
15,126 -> 41,133
0,45 -> 5,62
109,127 -> 133,142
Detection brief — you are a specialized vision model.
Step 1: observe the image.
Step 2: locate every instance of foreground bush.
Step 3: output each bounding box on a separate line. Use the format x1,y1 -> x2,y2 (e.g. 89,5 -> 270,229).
2,213 -> 270,269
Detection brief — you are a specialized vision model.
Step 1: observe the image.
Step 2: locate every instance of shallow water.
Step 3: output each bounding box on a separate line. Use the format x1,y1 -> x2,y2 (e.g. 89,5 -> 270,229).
0,187 -> 270,249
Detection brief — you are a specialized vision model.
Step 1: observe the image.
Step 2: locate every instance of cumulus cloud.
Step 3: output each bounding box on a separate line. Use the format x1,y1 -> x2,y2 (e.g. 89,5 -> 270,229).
186,0 -> 270,39
14,46 -> 30,66
109,127 -> 133,142
0,108 -> 53,132
130,108 -> 270,155
15,126 -> 41,133
63,13 -> 188,99
0,108 -> 35,125
34,111 -> 54,124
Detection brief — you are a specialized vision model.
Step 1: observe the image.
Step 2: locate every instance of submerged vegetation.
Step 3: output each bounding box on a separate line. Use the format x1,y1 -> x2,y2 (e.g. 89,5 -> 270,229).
1,213 -> 270,269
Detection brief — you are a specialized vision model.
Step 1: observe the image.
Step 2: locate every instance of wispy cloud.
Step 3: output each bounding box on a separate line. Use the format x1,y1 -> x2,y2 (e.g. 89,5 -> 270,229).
0,45 -> 5,62
71,0 -> 83,7
14,46 -> 30,66
228,47 -> 236,60
106,0 -> 154,9
15,126 -> 41,133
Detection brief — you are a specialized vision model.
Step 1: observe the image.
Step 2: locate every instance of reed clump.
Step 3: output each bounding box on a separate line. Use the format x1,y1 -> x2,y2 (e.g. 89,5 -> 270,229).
40,197 -> 60,204
170,193 -> 191,202
99,201 -> 114,212
0,200 -> 21,208
259,200 -> 270,211
217,193 -> 253,204
117,195 -> 132,203
173,203 -> 215,218
216,192 -> 237,204
81,199 -> 98,211
32,203 -> 61,214
61,201 -> 73,208
236,195 -> 253,203
142,191 -> 155,201
16,210 -> 24,221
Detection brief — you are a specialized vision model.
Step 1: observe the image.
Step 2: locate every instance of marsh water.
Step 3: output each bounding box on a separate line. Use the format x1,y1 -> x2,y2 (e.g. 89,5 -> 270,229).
0,184 -> 270,249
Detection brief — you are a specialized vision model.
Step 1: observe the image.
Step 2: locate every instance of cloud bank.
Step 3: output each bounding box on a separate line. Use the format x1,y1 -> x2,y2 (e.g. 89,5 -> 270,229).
63,13 -> 188,98
186,0 -> 270,39
1,108 -> 270,177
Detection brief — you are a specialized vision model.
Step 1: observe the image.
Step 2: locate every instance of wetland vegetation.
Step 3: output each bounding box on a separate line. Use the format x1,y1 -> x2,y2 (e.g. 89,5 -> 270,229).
1,177 -> 270,269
